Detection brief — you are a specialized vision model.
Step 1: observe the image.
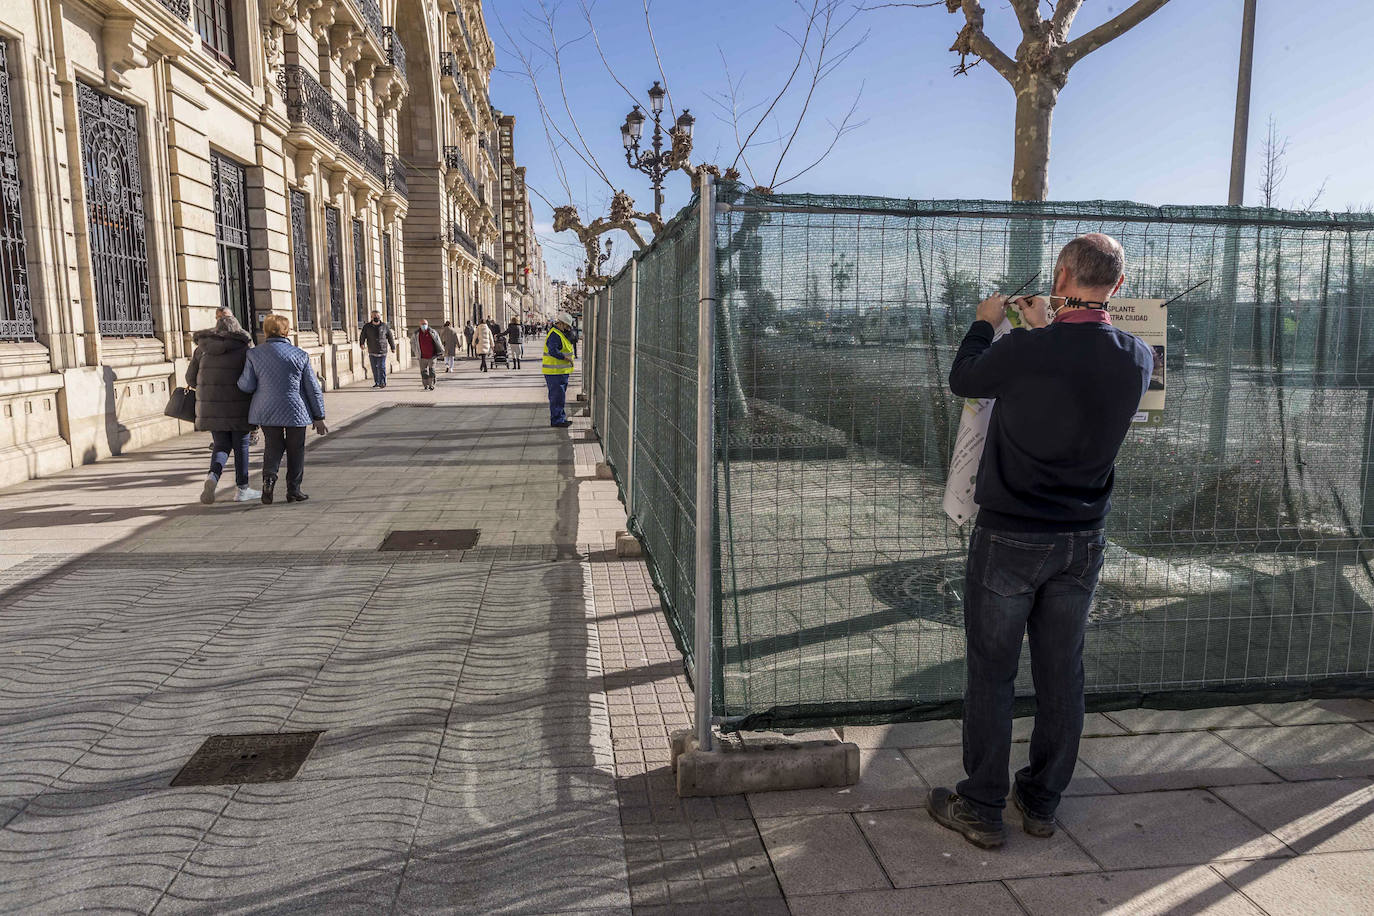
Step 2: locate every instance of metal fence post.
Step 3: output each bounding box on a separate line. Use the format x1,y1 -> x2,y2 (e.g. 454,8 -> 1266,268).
601,285 -> 614,455
694,174 -> 718,753
625,258 -> 639,513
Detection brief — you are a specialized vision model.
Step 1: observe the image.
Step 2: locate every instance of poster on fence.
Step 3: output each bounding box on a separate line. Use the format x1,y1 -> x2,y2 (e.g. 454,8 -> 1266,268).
942,312 -> 1017,525
1108,298 -> 1167,424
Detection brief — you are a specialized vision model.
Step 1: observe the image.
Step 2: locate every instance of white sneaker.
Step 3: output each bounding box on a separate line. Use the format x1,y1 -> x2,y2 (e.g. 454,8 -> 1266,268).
200,474 -> 217,505
235,486 -> 262,502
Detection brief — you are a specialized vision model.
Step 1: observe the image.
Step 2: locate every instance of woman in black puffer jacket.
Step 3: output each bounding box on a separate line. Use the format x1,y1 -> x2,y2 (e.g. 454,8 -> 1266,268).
187,316 -> 260,504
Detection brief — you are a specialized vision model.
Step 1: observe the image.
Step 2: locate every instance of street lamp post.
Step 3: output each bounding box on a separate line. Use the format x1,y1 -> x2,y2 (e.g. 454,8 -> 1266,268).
620,81 -> 694,218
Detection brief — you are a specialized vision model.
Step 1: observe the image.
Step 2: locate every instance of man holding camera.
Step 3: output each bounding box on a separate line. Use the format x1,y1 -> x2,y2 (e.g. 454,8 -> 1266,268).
929,233 -> 1154,849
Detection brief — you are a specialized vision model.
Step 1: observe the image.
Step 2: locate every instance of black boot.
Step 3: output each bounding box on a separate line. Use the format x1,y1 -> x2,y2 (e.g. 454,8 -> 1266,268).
286,490 -> 309,503
261,474 -> 277,505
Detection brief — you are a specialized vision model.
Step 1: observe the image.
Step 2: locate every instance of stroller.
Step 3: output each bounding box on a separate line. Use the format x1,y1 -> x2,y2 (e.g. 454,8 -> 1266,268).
490,333 -> 512,369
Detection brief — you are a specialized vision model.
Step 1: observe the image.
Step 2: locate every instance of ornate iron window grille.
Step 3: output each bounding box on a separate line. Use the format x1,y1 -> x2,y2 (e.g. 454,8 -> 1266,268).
210,152 -> 253,331
439,51 -> 457,78
78,83 -> 153,337
158,0 -> 191,21
352,217 -> 367,327
382,27 -> 407,82
324,205 -> 344,330
0,42 -> 34,341
382,230 -> 394,328
289,189 -> 314,331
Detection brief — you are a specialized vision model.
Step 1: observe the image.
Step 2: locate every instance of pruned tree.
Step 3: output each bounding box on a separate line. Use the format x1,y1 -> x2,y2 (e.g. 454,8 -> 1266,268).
868,0 -> 1174,200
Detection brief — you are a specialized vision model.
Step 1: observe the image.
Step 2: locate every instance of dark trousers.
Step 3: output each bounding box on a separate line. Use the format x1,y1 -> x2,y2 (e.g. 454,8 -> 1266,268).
369,353 -> 387,386
545,374 -> 569,424
479,353 -> 488,371
208,430 -> 251,488
260,425 -> 307,491
957,525 -> 1106,824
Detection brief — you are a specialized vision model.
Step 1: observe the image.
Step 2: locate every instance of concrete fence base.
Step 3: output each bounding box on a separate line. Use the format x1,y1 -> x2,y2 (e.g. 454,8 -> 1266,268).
671,729 -> 860,797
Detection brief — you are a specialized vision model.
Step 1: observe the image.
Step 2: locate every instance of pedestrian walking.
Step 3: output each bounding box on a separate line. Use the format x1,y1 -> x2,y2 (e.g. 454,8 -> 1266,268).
236,313 -> 328,505
930,233 -> 1153,850
440,320 -> 461,373
359,310 -> 395,388
474,318 -> 494,372
411,320 -> 444,390
464,320 -> 475,358
187,315 -> 260,504
506,317 -> 523,369
542,311 -> 576,427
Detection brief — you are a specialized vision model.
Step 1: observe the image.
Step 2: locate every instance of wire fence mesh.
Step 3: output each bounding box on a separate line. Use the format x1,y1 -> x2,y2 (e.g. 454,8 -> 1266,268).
588,183 -> 1374,730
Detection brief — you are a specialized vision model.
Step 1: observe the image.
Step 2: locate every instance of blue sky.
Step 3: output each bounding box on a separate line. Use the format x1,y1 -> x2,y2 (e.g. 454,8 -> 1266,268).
487,0 -> 1374,280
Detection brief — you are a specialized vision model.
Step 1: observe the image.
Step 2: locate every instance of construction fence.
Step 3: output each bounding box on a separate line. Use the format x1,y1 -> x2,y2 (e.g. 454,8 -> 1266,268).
584,180 -> 1374,731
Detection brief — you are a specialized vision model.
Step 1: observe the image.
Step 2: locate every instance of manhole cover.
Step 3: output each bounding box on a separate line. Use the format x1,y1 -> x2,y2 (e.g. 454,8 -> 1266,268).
379,529 -> 480,551
171,731 -> 322,787
869,558 -> 1137,628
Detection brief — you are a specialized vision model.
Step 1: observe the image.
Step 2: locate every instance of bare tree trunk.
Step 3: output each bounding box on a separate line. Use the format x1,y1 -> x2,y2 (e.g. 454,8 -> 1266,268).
1011,77 -> 1059,201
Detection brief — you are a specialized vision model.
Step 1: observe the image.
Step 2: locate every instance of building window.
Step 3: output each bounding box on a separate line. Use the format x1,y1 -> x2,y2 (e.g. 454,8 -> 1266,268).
289,189 -> 314,331
382,230 -> 394,328
352,217 -> 367,327
0,42 -> 34,341
77,83 -> 153,337
324,205 -> 344,330
210,152 -> 252,332
193,0 -> 235,66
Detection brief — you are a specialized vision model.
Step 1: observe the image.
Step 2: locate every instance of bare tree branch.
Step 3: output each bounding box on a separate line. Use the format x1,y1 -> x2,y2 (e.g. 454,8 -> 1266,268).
1048,0 -> 1084,42
578,0 -> 645,111
950,0 -> 1017,81
773,86 -> 867,189
1007,0 -> 1043,34
1058,0 -> 1172,68
727,1 -> 821,176
534,0 -> 615,187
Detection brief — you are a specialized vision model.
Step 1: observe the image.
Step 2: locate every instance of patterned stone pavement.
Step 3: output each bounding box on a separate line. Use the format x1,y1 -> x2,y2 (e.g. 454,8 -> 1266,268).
4,355 -> 1374,914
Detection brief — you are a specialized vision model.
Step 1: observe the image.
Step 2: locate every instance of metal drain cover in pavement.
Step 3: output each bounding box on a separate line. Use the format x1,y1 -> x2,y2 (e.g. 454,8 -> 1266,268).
170,731 -> 322,787
379,528 -> 481,551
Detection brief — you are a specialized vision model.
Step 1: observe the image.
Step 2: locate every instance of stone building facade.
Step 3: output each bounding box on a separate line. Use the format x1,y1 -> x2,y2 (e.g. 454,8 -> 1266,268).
0,0 -> 537,486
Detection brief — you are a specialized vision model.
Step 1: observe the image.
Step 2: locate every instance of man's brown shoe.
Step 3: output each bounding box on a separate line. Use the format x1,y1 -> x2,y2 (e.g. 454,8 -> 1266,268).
927,787 -> 1007,849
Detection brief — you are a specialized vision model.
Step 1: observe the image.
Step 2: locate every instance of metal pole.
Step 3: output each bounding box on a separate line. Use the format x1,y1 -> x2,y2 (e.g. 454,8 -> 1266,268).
1227,0 -> 1258,206
600,286 -> 613,445
625,257 -> 639,514
693,173 -> 717,753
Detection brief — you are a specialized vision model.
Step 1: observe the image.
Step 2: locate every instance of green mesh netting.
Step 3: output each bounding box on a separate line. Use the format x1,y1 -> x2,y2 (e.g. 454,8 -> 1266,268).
589,183 -> 1374,730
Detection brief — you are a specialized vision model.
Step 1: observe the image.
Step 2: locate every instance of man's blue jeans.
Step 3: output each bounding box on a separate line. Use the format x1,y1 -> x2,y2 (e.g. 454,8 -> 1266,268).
369,353 -> 387,386
545,374 -> 569,424
209,430 -> 251,488
957,525 -> 1106,824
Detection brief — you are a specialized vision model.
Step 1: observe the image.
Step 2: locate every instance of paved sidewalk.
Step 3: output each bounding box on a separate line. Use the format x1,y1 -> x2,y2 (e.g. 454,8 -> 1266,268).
3,355 -> 1374,914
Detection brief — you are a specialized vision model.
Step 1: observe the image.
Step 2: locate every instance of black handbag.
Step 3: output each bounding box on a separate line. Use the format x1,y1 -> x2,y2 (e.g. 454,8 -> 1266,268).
165,386 -> 196,422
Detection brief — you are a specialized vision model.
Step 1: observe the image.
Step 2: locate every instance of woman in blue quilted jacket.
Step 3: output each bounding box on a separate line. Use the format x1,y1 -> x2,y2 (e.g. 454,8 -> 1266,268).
237,314 -> 328,504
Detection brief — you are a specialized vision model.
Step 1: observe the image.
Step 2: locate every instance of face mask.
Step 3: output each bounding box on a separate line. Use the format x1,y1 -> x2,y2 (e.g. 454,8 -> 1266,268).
421,323 -> 428,330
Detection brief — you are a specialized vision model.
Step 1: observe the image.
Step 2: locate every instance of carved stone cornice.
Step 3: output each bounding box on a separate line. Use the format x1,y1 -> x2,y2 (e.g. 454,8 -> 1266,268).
102,16 -> 187,88
310,0 -> 337,39
294,148 -> 321,187
268,0 -> 300,30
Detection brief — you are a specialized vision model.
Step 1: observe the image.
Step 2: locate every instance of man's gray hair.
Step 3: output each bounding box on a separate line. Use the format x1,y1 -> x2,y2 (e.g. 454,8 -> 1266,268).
216,314 -> 245,335
1056,233 -> 1125,290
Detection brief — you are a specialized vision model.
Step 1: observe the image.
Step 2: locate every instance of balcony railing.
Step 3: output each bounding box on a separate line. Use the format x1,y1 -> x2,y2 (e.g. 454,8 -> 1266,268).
282,65 -> 335,136
281,65 -> 388,187
382,27 -> 407,82
439,51 -> 457,78
158,0 -> 190,18
456,7 -> 475,55
457,80 -> 477,125
482,253 -> 501,274
385,154 -> 409,198
443,145 -> 478,197
335,104 -> 363,164
362,132 -> 385,182
451,223 -> 477,256
356,0 -> 384,46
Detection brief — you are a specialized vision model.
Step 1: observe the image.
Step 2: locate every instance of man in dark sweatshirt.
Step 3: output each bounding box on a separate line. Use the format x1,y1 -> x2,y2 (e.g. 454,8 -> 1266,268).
929,233 -> 1154,850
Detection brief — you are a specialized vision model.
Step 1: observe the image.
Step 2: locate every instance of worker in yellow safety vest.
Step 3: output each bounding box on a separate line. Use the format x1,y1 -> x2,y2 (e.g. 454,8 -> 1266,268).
542,311 -> 576,428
